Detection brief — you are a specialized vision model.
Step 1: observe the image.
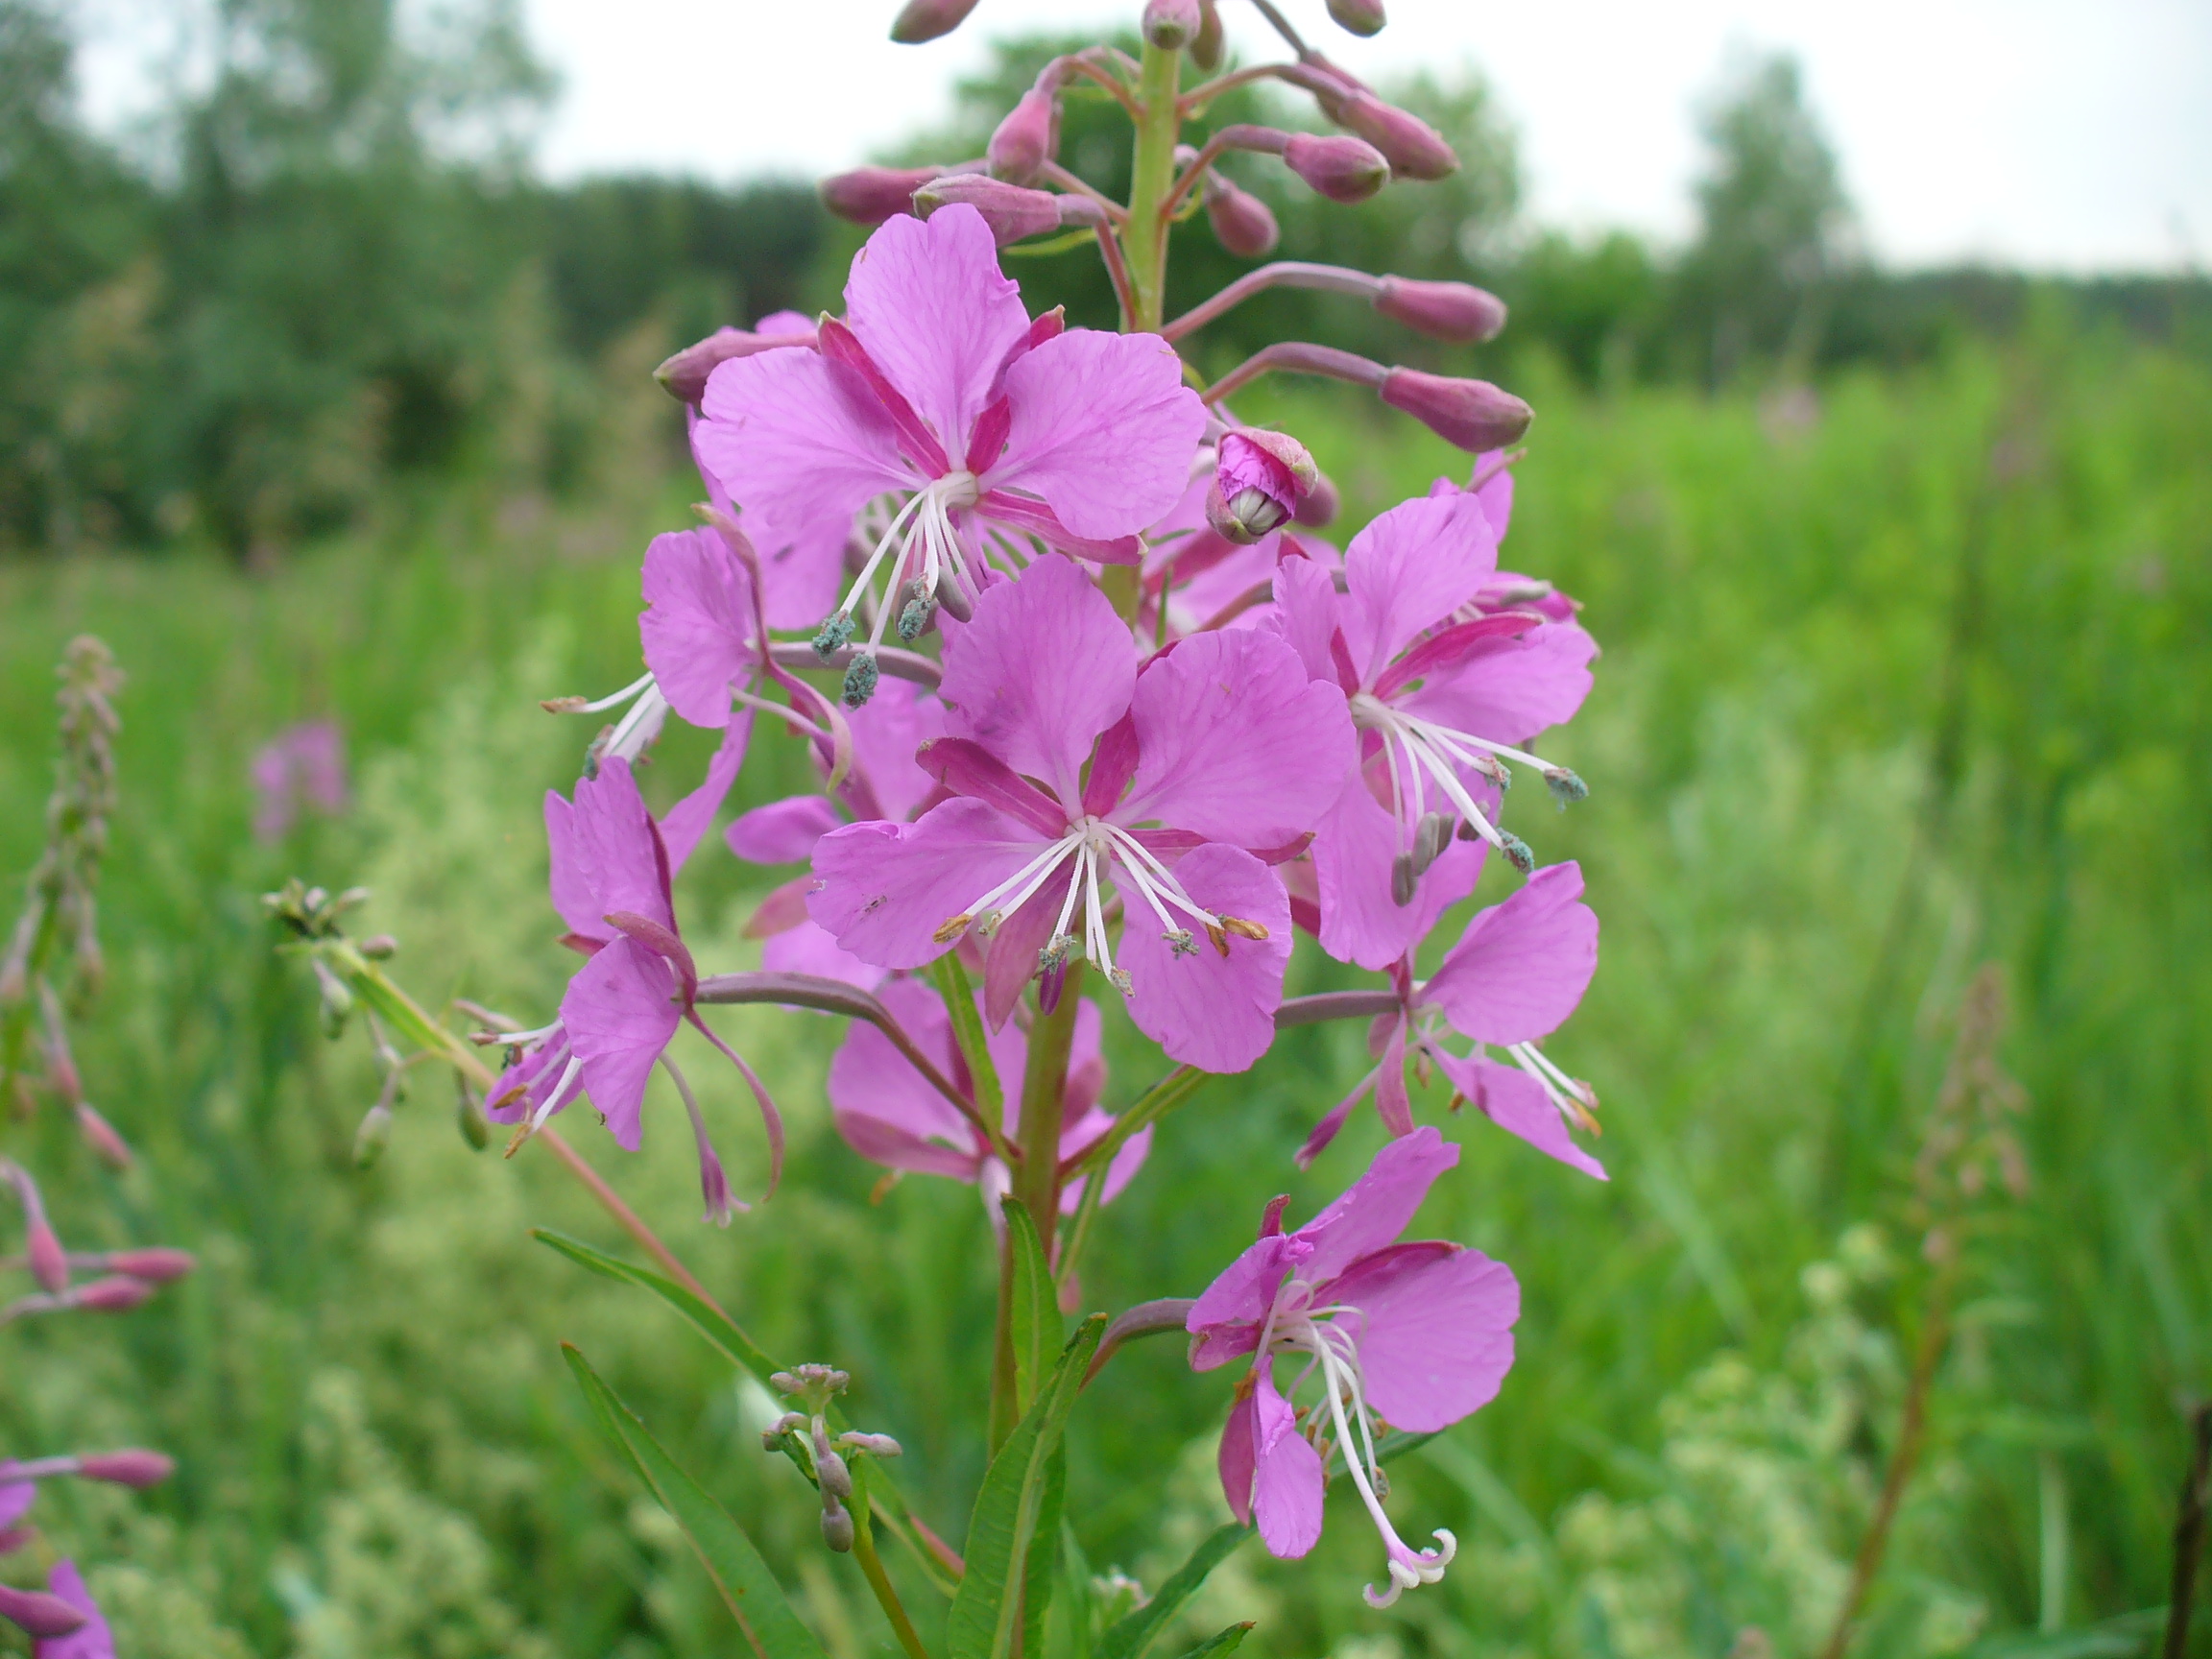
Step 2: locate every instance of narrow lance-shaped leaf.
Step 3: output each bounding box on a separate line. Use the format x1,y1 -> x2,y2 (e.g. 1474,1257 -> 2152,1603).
563,1343 -> 827,1659
1002,1195 -> 1060,1417
1172,1624 -> 1255,1659
931,952 -> 1003,1126
1095,1523 -> 1252,1659
949,1314 -> 1106,1659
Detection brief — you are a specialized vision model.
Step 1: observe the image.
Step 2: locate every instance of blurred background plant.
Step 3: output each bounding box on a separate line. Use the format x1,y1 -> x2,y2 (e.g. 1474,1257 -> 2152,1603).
2,1 -> 2209,1656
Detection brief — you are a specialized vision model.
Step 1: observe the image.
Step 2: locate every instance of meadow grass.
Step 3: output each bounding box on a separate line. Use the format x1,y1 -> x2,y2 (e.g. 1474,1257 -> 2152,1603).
0,332 -> 2206,1659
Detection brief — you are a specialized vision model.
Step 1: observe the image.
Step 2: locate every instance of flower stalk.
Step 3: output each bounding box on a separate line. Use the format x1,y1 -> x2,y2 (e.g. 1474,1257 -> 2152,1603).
1121,40 -> 1184,332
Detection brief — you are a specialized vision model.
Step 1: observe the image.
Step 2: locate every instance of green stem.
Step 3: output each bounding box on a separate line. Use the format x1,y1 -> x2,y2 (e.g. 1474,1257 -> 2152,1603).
852,1460 -> 934,1659
1120,41 -> 1183,334
1053,1066 -> 1205,1296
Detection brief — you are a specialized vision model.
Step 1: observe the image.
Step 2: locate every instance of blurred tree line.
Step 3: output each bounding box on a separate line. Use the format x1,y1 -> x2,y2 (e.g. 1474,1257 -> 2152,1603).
2,4 -> 2206,560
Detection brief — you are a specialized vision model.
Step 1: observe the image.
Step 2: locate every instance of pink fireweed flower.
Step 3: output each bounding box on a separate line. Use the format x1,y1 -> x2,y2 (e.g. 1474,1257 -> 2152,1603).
1297,860 -> 1603,1175
1188,1127 -> 1518,1604
1268,490 -> 1597,971
694,204 -> 1206,707
828,982 -> 1150,1214
728,676 -> 948,988
486,756 -> 779,1220
249,720 -> 348,842
808,556 -> 1354,1071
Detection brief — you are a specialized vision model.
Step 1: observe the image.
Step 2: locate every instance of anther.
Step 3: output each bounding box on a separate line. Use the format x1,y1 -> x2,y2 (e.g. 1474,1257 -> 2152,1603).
1544,767 -> 1588,805
897,596 -> 937,640
1204,923 -> 1230,957
841,652 -> 879,708
1390,853 -> 1417,906
1109,967 -> 1133,996
1411,811 -> 1454,874
1039,934 -> 1077,972
1163,927 -> 1196,957
812,611 -> 856,660
1500,831 -> 1535,875
933,913 -> 974,944
1220,917 -> 1269,941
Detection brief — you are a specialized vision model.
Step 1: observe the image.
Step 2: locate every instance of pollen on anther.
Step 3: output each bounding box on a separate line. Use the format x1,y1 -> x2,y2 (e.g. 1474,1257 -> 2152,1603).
1204,923 -> 1230,957
1164,927 -> 1196,958
1221,916 -> 1270,941
931,913 -> 974,944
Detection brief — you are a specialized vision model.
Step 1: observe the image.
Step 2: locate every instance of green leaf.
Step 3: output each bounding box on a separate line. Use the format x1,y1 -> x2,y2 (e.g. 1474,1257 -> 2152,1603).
1094,1523 -> 1251,1659
562,1344 -> 826,1659
930,953 -> 1002,1128
949,1314 -> 1105,1659
1058,1522 -> 1095,1659
1170,1625 -> 1254,1659
1001,1196 -> 1061,1418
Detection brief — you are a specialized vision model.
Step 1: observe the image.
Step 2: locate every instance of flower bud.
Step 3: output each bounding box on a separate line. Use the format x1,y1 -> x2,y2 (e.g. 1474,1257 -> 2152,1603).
655,320 -> 819,403
104,1248 -> 196,1283
820,165 -> 941,227
1204,177 -> 1279,258
987,87 -> 1059,183
455,1080 -> 490,1150
1206,430 -> 1315,542
1294,469 -> 1341,527
0,1582 -> 88,1639
1378,369 -> 1532,451
1190,0 -> 1224,68
353,1102 -> 393,1168
888,0 -> 978,43
1374,276 -> 1506,344
1280,133 -> 1389,204
74,1274 -> 153,1312
358,933 -> 397,958
75,1449 -> 174,1488
25,1221 -> 68,1295
74,1102 -> 133,1169
820,1495 -> 855,1552
1326,90 -> 1457,180
1327,0 -> 1386,33
912,174 -> 1064,246
1142,0 -> 1200,48
837,1431 -> 902,1457
815,1445 -> 853,1501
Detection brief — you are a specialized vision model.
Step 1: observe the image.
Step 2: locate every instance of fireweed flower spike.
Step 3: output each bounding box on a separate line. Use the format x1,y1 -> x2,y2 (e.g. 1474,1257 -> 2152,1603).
1188,1127 -> 1518,1603
1266,491 -> 1598,970
693,204 -> 1205,708
828,983 -> 1150,1214
808,555 -> 1354,1070
1297,860 -> 1604,1175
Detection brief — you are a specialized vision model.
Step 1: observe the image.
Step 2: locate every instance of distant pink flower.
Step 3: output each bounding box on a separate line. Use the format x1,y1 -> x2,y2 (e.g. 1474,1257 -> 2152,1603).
829,982 -> 1151,1211
1268,491 -> 1597,971
1188,1127 -> 1518,1603
488,754 -> 778,1220
250,721 -> 348,842
807,556 -> 1354,1072
694,204 -> 1206,703
1297,860 -> 1604,1177
29,1560 -> 110,1658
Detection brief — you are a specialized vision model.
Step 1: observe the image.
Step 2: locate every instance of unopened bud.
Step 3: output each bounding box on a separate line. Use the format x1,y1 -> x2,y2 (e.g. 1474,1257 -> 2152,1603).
311,959 -> 352,1039
837,1431 -> 902,1457
358,933 -> 398,958
1204,176 -> 1279,259
75,1102 -> 133,1169
1281,133 -> 1389,203
354,1102 -> 393,1168
913,174 -> 1065,246
655,321 -> 818,403
821,165 -> 941,226
841,653 -> 879,709
0,1583 -> 88,1640
988,87 -> 1059,183
1412,811 -> 1455,874
1190,0 -> 1224,68
821,1495 -> 855,1552
1379,369 -> 1532,452
1142,0 -> 1201,49
1211,429 -> 1316,544
1327,0 -> 1386,34
26,1222 -> 68,1295
104,1248 -> 195,1283
1295,469 -> 1340,527
1374,276 -> 1507,344
455,1079 -> 490,1150
815,1445 -> 853,1501
1391,853 -> 1417,906
76,1449 -> 175,1487
1323,88 -> 1458,180
74,1274 -> 154,1312
1544,768 -> 1588,805
888,0 -> 979,43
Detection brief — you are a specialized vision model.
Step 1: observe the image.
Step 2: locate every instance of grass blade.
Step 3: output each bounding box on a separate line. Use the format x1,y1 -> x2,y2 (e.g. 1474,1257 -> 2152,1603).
1171,1625 -> 1255,1659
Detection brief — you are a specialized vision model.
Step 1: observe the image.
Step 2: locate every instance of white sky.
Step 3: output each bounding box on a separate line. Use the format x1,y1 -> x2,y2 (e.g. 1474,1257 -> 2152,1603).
76,0 -> 2212,272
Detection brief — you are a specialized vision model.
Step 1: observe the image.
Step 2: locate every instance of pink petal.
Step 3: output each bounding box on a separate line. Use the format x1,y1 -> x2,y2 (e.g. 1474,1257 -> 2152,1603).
36,1559 -> 113,1659
828,980 -> 977,1171
727,794 -> 845,864
1429,1046 -> 1606,1179
0,1481 -> 31,1528
847,677 -> 947,823
1340,493 -> 1499,687
660,713 -> 752,873
939,555 -> 1135,806
1471,451 -> 1514,540
1118,629 -> 1355,847
1118,843 -> 1290,1072
844,205 -> 1032,455
639,527 -> 757,728
544,790 -> 601,940
1421,861 -> 1597,1045
1217,1386 -> 1259,1525
983,879 -> 1061,1030
753,512 -> 853,632
1307,766 -> 1485,972
918,737 -> 1070,837
569,758 -> 675,936
807,799 -> 1051,970
1294,1123 -> 1458,1286
1187,1234 -> 1294,1366
761,920 -> 888,991
1251,1368 -> 1326,1559
561,938 -> 684,1151
1269,552 -> 1347,686
1401,621 -> 1597,745
989,330 -> 1207,540
1326,1241 -> 1519,1431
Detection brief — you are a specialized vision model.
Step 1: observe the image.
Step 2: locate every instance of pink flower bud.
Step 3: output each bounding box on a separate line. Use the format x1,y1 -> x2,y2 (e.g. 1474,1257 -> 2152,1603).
1280,133 -> 1389,204
987,87 -> 1059,183
104,1248 -> 196,1283
75,1450 -> 175,1488
0,1525 -> 34,1555
1142,0 -> 1200,48
1327,90 -> 1457,180
912,175 -> 1064,246
888,0 -> 979,44
1205,178 -> 1279,258
1378,369 -> 1533,451
1327,0 -> 1386,35
1190,0 -> 1224,69
655,320 -> 819,404
1207,430 -> 1317,542
74,1102 -> 132,1170
72,1274 -> 154,1312
25,1222 -> 67,1294
820,165 -> 942,227
1295,469 -> 1341,527
1373,276 -> 1507,343
0,1582 -> 86,1640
